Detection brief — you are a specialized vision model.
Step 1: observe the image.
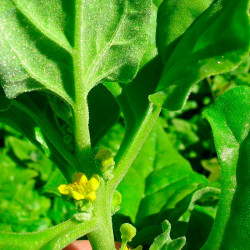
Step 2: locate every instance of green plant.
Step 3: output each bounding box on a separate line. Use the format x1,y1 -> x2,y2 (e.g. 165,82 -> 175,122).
0,0 -> 249,249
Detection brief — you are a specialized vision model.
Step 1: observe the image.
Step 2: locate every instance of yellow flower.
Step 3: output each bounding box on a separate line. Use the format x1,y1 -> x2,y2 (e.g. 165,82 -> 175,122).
58,173 -> 100,201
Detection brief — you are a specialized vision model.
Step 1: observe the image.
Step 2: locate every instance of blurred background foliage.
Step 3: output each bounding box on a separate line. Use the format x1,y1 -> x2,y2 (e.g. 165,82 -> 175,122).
0,57 -> 248,246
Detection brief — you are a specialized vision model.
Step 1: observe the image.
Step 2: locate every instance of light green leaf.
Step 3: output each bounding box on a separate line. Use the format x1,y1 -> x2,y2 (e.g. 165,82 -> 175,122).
0,0 -> 73,104
202,86 -> 250,249
12,0 -> 73,53
73,0 -> 153,91
0,0 -> 153,101
150,0 -> 250,110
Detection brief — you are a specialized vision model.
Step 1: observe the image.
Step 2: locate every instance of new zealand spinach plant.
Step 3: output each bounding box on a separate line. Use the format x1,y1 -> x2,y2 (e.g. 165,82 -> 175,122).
0,0 -> 249,249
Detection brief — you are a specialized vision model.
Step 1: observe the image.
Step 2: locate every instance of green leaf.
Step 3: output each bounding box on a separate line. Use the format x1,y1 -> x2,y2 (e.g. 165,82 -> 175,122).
149,220 -> 186,250
0,0 -> 153,100
73,0 -> 153,90
150,0 -> 250,110
0,0 -> 155,179
156,0 -> 213,63
202,86 -> 250,249
102,5 -> 161,159
12,0 -> 73,52
117,121 -> 207,225
0,0 -> 74,104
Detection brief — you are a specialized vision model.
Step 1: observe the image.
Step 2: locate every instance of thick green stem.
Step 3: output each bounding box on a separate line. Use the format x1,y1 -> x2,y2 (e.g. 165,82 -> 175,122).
88,216 -> 115,250
108,104 -> 161,192
88,185 -> 116,250
73,0 -> 96,174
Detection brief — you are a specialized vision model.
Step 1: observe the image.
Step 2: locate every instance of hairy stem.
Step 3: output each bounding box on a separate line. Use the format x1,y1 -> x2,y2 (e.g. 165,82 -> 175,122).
88,184 -> 116,250
73,0 -> 96,174
108,104 -> 161,192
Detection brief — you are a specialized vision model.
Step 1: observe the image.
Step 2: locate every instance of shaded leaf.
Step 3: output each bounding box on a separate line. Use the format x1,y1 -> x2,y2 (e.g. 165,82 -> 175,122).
184,205 -> 215,250
88,84 -> 120,146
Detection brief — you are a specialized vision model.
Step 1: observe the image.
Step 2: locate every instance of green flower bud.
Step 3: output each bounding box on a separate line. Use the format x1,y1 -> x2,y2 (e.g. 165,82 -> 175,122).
120,223 -> 137,242
95,148 -> 115,180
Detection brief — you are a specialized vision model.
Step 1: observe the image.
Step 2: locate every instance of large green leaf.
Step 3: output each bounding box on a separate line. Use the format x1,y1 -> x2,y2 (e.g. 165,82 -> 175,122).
150,0 -> 250,110
104,4 -> 161,133
202,86 -> 250,249
0,0 -> 152,101
117,121 -> 208,225
102,4 -> 161,158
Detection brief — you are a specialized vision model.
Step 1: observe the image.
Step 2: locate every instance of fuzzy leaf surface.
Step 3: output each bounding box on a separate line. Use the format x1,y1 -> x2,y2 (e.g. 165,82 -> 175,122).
0,0 -> 152,101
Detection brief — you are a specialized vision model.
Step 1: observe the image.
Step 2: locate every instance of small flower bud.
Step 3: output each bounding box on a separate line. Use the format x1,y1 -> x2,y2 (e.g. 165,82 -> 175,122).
120,223 -> 137,242
95,148 -> 115,180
